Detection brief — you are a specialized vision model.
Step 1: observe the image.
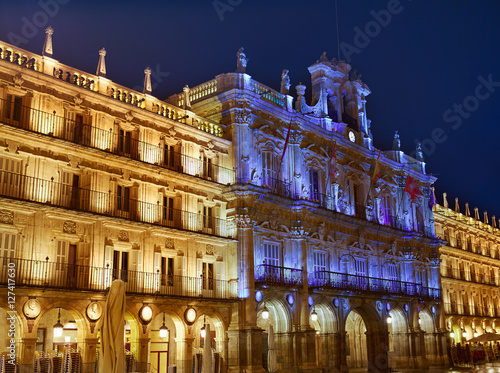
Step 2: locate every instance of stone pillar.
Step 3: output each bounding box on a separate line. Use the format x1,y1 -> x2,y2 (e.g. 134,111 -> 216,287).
289,131 -> 303,199
175,337 -> 194,373
235,215 -> 256,324
331,331 -> 348,373
214,336 -> 227,373
80,337 -> 99,373
233,110 -> 253,183
18,337 -> 37,373
136,337 -> 150,373
365,330 -> 389,373
226,328 -> 266,373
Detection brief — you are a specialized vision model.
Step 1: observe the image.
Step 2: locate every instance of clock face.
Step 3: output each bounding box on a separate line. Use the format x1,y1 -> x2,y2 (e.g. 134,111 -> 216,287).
86,302 -> 103,321
23,299 -> 41,319
140,305 -> 153,323
348,131 -> 356,142
184,307 -> 197,325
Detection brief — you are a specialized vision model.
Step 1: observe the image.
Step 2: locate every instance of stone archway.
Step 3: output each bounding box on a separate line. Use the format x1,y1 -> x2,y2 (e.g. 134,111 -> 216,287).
256,297 -> 293,372
346,302 -> 390,373
310,301 -> 338,371
387,307 -> 409,369
419,309 -> 438,365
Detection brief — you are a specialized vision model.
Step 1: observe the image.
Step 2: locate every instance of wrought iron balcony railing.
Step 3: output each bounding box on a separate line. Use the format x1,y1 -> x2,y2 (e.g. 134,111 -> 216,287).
0,97 -> 235,185
254,264 -> 303,287
440,266 -> 497,286
308,271 -> 441,300
0,257 -> 237,300
0,170 -> 235,238
261,176 -> 292,199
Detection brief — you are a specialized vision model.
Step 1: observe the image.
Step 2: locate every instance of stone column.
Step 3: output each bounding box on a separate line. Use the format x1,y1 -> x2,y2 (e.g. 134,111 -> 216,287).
289,131 -> 303,199
175,337 -> 194,373
233,109 -> 253,183
235,214 -> 256,324
331,331 -> 348,373
365,330 -> 389,373
18,337 -> 37,373
226,327 -> 266,373
136,337 -> 151,373
80,337 -> 99,373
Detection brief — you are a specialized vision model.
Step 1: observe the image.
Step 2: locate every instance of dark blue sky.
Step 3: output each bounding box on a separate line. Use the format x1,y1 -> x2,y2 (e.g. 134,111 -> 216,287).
1,0 -> 499,220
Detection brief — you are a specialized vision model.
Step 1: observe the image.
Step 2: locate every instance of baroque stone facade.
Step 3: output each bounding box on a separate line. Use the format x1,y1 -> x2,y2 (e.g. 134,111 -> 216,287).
0,29 -> 449,373
434,198 -> 500,354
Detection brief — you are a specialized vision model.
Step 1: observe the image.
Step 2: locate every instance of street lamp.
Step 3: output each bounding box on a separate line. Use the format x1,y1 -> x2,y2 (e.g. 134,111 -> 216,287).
262,303 -> 269,320
53,308 -> 63,337
311,307 -> 318,322
450,332 -> 455,338
386,315 -> 392,324
201,315 -> 206,339
159,312 -> 168,339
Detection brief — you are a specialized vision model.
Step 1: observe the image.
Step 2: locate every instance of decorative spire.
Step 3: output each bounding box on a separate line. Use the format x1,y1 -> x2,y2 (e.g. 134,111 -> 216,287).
443,192 -> 448,209
465,203 -> 470,217
415,142 -> 424,161
43,26 -> 54,57
280,69 -> 291,95
182,85 -> 191,109
236,47 -> 248,73
484,211 -> 489,224
474,207 -> 479,221
455,197 -> 460,213
143,67 -> 152,94
492,215 -> 496,229
392,131 -> 400,150
96,48 -> 107,77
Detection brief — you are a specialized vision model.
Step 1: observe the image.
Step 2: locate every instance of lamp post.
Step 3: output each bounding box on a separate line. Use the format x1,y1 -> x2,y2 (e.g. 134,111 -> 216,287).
53,308 -> 63,337
311,307 -> 318,322
262,303 -> 270,320
159,312 -> 168,339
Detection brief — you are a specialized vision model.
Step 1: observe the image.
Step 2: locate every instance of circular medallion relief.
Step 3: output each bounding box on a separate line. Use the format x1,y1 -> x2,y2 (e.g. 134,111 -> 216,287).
86,302 -> 103,321
23,299 -> 41,319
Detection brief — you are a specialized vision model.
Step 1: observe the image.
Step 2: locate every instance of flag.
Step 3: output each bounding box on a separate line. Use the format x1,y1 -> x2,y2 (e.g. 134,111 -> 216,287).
404,175 -> 422,201
329,142 -> 337,179
371,151 -> 381,184
428,187 -> 437,209
280,121 -> 292,162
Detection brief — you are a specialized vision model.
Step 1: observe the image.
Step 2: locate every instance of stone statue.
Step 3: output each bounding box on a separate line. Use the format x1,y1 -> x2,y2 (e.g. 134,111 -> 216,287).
236,47 -> 248,73
393,131 -> 400,150
319,51 -> 328,62
416,142 -> 424,161
280,69 -> 291,95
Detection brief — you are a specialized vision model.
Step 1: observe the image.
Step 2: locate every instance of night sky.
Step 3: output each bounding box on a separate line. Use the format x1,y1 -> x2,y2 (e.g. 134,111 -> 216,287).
1,0 -> 499,220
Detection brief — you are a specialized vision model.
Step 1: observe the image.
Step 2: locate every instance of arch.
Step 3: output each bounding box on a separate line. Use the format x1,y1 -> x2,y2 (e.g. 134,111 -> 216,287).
257,296 -> 292,333
345,309 -> 368,369
310,300 -> 338,333
388,306 -> 409,369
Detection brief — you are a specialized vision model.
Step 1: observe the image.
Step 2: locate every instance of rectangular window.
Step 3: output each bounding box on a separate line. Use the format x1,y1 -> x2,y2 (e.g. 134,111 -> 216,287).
56,240 -> 68,271
118,129 -> 132,154
164,144 -> 175,168
309,169 -> 319,201
262,152 -> 277,186
163,196 -> 174,221
0,232 -> 16,260
386,263 -> 398,280
263,243 -> 279,267
354,259 -> 366,276
112,250 -> 129,282
117,185 -> 130,212
5,94 -> 22,122
161,257 -> 174,286
203,206 -> 213,229
202,262 -> 214,290
313,251 -> 327,272
203,156 -> 213,179
0,156 -> 21,196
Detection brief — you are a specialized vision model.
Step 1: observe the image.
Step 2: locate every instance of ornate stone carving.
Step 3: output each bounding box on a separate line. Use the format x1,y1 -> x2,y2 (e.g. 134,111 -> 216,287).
196,251 -> 203,259
0,210 -> 14,225
235,110 -> 252,125
12,73 -> 24,88
166,238 -> 174,249
235,214 -> 254,228
125,111 -> 134,122
289,131 -> 303,145
236,47 -> 248,73
207,141 -> 214,150
74,94 -> 83,106
118,230 -> 129,242
206,244 -> 215,256
63,221 -> 77,234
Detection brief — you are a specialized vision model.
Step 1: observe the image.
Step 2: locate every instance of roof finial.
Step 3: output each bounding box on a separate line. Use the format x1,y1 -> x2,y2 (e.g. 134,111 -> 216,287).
392,131 -> 400,150
474,207 -> 479,221
443,192 -> 448,209
492,215 -> 496,229
43,26 -> 54,57
465,203 -> 470,217
484,211 -> 489,224
415,142 -> 424,161
143,67 -> 152,94
182,85 -> 191,110
96,48 -> 107,77
236,47 -> 248,73
455,197 -> 460,213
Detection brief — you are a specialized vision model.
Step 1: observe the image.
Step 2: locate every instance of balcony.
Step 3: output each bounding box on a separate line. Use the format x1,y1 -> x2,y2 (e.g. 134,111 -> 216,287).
261,176 -> 292,199
308,271 -> 441,300
0,257 -> 237,300
0,170 -> 235,239
0,98 -> 235,185
254,264 -> 303,287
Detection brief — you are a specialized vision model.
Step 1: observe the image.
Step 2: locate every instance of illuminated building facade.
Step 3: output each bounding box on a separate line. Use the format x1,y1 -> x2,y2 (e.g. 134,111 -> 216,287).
175,52 -> 447,371
0,28 -> 449,373
0,29 -> 238,373
433,197 -> 500,350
